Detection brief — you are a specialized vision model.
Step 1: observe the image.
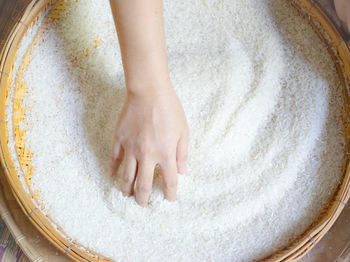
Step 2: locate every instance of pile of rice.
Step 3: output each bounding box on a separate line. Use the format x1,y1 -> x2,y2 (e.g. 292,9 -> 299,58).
7,0 -> 345,261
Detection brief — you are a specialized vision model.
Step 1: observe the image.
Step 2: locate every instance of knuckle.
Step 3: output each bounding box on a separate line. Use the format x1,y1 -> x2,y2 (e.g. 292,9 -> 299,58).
123,175 -> 133,184
137,143 -> 153,156
136,183 -> 152,193
113,133 -> 123,144
164,177 -> 177,190
162,151 -> 174,162
113,133 -> 121,142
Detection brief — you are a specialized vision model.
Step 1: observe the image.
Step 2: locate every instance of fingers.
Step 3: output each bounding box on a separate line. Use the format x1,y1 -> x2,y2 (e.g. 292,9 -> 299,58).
161,160 -> 178,201
176,133 -> 189,175
121,152 -> 137,196
111,133 -> 188,206
109,142 -> 124,177
135,160 -> 155,207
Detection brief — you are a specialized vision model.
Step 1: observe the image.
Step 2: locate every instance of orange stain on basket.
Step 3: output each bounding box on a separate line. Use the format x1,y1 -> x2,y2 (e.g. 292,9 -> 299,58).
50,0 -> 72,21
83,40 -> 100,57
12,0 -> 73,212
4,1 -> 113,261
33,190 -> 40,201
83,48 -> 89,56
93,39 -> 99,49
14,38 -> 35,187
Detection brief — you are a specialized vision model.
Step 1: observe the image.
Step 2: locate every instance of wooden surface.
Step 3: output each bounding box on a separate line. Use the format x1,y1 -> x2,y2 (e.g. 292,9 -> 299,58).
0,0 -> 32,52
0,169 -> 70,262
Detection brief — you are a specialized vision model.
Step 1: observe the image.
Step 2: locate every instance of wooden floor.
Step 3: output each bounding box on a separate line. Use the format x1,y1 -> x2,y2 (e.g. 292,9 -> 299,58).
0,0 -> 31,52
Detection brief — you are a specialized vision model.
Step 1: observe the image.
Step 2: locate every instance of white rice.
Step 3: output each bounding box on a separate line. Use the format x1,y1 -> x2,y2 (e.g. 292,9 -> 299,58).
8,0 -> 345,261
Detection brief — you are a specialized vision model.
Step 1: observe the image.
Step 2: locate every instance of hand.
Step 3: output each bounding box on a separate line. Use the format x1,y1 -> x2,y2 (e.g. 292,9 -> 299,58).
109,82 -> 189,207
334,0 -> 350,33
108,0 -> 188,207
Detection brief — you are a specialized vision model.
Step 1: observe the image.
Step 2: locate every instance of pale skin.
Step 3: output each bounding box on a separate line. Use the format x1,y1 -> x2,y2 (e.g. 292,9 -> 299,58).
108,0 -> 348,208
109,0 -> 189,207
334,0 -> 350,33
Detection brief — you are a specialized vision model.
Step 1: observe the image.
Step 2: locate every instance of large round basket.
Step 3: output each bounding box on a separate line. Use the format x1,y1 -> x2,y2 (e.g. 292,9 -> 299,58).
0,0 -> 349,261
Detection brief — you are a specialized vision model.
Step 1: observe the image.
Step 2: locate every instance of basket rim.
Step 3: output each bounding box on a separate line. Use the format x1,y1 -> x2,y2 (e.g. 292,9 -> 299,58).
0,0 -> 349,261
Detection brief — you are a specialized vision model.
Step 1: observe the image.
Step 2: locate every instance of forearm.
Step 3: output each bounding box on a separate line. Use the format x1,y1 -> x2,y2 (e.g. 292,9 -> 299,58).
334,0 -> 350,33
109,0 -> 170,95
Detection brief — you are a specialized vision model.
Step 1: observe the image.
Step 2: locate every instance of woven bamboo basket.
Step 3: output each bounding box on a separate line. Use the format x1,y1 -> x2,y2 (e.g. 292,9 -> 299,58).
0,167 -> 72,262
0,0 -> 349,261
0,173 -> 43,262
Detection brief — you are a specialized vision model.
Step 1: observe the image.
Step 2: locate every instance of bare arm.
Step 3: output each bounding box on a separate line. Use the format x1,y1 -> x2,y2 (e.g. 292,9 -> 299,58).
109,0 -> 189,207
110,0 -> 170,93
334,0 -> 350,33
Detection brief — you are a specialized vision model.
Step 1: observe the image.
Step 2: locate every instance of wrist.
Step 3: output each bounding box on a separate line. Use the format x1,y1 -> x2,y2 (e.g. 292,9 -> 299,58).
126,77 -> 174,98
125,71 -> 173,97
122,48 -> 171,92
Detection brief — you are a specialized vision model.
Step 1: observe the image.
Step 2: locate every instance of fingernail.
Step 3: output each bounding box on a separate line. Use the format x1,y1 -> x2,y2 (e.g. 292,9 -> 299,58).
165,195 -> 177,201
138,202 -> 147,207
122,191 -> 131,197
136,198 -> 148,207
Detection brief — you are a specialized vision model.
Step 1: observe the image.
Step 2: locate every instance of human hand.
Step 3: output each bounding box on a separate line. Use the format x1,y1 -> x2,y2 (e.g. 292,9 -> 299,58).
109,82 -> 189,207
109,0 -> 188,206
334,0 -> 350,33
